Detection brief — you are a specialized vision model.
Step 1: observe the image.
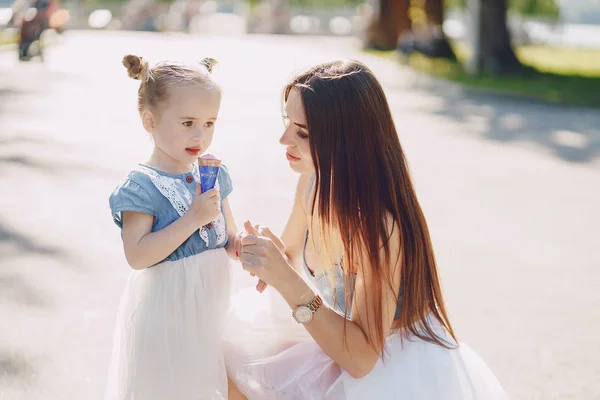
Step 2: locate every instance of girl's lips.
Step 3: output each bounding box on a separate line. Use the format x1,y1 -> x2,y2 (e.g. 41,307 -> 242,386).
186,148 -> 201,156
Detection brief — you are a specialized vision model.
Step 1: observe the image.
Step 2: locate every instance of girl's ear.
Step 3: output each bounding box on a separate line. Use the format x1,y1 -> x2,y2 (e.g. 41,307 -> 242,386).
141,110 -> 155,133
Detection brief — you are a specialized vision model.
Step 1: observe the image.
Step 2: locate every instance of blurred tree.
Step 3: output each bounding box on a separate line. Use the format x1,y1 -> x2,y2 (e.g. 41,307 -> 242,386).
469,0 -> 525,75
421,0 -> 456,59
447,0 -> 559,75
365,0 -> 455,58
364,0 -> 411,50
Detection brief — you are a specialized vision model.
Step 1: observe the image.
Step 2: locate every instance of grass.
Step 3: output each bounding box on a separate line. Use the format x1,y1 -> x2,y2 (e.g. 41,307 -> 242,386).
370,42 -> 600,108
0,29 -> 18,47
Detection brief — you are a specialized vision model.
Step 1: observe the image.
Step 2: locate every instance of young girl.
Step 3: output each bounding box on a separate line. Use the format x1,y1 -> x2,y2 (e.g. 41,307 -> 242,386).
105,54 -> 238,400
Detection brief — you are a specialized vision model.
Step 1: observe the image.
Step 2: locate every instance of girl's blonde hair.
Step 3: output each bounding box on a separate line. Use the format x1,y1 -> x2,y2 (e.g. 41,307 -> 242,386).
122,54 -> 220,114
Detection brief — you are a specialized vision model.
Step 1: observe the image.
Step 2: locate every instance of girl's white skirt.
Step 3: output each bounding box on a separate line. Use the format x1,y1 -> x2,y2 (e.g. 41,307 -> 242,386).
223,286 -> 509,400
105,249 -> 231,400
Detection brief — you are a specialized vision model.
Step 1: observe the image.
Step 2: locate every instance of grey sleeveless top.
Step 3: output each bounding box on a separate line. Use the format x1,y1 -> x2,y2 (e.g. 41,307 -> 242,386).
302,175 -> 403,320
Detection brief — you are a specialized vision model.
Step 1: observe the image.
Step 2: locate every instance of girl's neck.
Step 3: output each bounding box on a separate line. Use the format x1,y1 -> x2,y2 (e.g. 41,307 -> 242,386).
146,148 -> 194,175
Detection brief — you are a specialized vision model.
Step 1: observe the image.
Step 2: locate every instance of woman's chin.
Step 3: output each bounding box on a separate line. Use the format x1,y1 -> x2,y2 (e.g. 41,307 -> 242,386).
287,161 -> 313,174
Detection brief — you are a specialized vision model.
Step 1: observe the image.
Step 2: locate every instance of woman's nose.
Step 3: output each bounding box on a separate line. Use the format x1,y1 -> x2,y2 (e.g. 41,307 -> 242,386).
279,127 -> 294,146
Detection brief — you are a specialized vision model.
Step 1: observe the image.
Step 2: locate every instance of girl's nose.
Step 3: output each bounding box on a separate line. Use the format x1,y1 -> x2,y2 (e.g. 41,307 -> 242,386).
196,128 -> 209,143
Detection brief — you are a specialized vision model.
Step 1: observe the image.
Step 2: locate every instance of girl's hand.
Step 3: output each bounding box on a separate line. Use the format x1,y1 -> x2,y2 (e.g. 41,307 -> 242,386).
189,184 -> 220,227
240,220 -> 294,291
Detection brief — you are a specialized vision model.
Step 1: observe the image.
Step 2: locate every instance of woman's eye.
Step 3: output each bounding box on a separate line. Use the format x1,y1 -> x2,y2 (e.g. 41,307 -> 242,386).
182,121 -> 193,127
296,131 -> 309,139
204,121 -> 214,128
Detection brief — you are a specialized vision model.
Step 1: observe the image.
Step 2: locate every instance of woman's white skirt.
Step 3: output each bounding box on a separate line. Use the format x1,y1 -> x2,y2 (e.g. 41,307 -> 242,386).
223,286 -> 509,400
104,249 -> 232,400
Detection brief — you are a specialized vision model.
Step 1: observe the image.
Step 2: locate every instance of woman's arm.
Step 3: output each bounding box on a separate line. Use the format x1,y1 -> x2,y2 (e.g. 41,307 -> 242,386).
240,217 -> 402,379
279,173 -> 311,270
244,173 -> 310,268
239,173 -> 311,292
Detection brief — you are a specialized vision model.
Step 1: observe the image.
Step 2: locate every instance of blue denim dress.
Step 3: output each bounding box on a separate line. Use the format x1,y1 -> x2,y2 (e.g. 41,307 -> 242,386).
109,162 -> 233,266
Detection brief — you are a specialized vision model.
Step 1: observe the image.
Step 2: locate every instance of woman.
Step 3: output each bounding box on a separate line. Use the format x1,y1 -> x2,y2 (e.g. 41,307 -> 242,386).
225,60 -> 508,399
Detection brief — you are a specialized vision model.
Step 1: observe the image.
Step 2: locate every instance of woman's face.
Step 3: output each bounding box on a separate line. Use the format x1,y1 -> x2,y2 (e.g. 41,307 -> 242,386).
280,89 -> 314,174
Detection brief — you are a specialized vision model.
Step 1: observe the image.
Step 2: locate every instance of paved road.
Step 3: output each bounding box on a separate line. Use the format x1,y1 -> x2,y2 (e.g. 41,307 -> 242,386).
0,30 -> 599,400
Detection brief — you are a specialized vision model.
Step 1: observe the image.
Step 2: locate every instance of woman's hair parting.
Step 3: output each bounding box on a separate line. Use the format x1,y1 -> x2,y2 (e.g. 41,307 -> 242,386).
122,54 -> 220,113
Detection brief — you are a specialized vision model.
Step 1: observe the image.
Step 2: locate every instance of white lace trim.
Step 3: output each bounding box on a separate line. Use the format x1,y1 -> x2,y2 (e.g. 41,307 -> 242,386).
134,164 -> 227,247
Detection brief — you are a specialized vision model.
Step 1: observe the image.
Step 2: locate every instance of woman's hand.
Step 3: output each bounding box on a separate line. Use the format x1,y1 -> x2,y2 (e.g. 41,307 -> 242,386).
239,220 -> 295,291
236,221 -> 286,293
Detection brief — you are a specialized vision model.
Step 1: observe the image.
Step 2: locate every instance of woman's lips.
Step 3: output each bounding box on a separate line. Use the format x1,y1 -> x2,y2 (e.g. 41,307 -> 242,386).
286,152 -> 301,162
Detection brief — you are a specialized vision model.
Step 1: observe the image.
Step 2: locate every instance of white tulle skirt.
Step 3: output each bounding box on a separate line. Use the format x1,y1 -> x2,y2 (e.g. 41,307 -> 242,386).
223,286 -> 509,400
104,249 -> 232,400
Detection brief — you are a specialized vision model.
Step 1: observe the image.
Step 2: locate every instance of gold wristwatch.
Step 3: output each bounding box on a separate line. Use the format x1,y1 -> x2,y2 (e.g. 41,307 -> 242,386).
292,295 -> 323,324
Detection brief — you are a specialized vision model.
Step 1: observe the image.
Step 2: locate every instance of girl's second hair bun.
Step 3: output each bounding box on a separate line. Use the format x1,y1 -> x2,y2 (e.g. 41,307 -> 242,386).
200,57 -> 219,73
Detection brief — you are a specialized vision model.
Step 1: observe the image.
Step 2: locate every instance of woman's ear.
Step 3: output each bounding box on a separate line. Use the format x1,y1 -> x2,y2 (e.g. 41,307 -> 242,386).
141,109 -> 155,134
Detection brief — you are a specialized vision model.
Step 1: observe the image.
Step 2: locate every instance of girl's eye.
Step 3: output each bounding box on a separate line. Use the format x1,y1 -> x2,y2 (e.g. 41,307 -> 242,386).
182,121 -> 193,127
296,131 -> 309,139
204,121 -> 214,128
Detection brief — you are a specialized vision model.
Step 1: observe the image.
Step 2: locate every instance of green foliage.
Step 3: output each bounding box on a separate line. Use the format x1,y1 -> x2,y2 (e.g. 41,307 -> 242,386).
512,0 -> 559,16
445,0 -> 559,16
368,43 -> 600,107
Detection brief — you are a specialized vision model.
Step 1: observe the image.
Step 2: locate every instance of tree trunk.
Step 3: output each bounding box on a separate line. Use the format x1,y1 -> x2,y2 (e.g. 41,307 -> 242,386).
424,0 -> 444,25
364,0 -> 411,51
420,0 -> 457,60
479,0 -> 523,74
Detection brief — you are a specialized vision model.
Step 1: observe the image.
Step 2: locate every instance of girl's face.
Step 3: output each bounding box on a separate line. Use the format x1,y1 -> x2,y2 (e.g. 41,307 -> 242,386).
144,84 -> 221,171
280,89 -> 314,174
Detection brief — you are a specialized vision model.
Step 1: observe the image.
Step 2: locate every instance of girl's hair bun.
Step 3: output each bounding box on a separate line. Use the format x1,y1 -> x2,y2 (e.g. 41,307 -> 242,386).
122,54 -> 150,81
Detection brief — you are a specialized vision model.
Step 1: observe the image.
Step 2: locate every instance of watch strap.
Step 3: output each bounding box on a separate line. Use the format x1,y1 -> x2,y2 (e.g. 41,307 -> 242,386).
305,294 -> 323,313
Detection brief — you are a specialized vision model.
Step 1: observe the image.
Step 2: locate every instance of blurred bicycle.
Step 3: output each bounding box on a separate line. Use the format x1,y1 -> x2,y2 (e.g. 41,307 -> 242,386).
17,0 -> 68,61
17,0 -> 51,60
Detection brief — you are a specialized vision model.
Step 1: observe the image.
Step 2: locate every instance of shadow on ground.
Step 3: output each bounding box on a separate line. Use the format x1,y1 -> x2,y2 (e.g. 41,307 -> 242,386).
406,76 -> 600,165
0,221 -> 63,258
0,221 -> 63,308
0,134 -> 112,177
0,348 -> 37,385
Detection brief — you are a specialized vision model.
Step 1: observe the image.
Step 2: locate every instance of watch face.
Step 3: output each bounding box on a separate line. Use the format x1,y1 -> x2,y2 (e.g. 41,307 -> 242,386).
294,306 -> 313,324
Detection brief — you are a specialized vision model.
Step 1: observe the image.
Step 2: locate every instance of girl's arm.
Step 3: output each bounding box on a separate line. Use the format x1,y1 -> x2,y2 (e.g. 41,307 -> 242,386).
121,186 -> 220,270
121,211 -> 201,270
222,198 -> 240,259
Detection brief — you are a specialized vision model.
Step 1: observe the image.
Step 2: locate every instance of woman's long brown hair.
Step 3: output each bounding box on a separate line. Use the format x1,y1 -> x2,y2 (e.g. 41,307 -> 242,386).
284,60 -> 457,354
